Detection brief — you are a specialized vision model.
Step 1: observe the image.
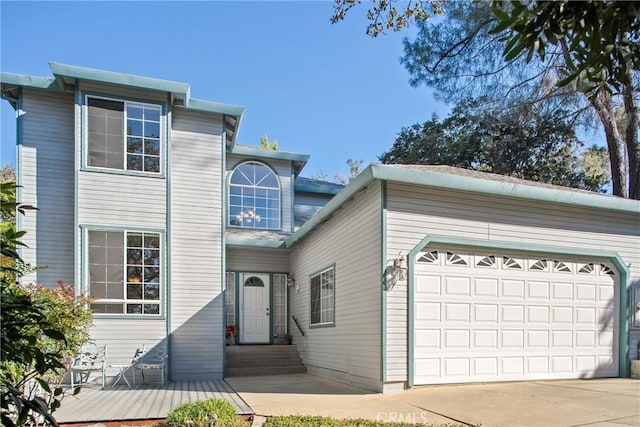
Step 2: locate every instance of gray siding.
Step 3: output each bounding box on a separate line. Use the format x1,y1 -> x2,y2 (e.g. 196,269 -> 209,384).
170,107 -> 224,380
384,182 -> 640,382
226,154 -> 293,232
18,88 -> 74,286
227,247 -> 290,272
289,182 -> 383,391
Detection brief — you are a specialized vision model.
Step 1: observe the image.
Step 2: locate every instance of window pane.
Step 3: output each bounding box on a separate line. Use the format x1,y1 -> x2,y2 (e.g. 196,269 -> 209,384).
144,267 -> 160,283
87,98 -> 124,169
127,304 -> 143,314
144,249 -> 160,266
127,154 -> 143,171
143,304 -> 160,315
91,303 -> 124,314
144,283 -> 160,300
144,122 -> 160,138
89,98 -> 124,112
145,138 -> 160,156
127,137 -> 143,154
128,233 -> 142,247
127,104 -> 143,120
144,106 -> 160,121
144,234 -> 160,249
127,266 -> 142,283
127,119 -> 143,137
127,283 -> 142,299
128,248 -> 142,264
91,282 -> 107,299
144,156 -> 160,172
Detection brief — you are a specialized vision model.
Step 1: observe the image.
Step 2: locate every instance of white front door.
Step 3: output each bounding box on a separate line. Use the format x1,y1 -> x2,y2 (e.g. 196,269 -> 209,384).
241,273 -> 270,343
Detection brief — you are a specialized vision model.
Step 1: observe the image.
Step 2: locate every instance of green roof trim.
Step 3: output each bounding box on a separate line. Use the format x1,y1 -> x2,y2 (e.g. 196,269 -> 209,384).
0,72 -> 59,90
286,164 -> 640,248
231,144 -> 310,163
187,98 -> 244,117
226,236 -> 285,248
49,62 -> 190,95
370,165 -> 639,213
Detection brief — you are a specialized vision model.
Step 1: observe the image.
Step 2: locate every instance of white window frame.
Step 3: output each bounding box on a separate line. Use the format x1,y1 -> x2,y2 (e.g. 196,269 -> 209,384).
85,227 -> 163,317
228,161 -> 281,230
310,265 -> 335,327
83,95 -> 163,175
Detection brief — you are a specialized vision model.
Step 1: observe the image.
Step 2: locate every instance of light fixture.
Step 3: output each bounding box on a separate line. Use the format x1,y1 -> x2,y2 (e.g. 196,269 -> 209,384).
287,274 -> 296,288
392,253 -> 408,281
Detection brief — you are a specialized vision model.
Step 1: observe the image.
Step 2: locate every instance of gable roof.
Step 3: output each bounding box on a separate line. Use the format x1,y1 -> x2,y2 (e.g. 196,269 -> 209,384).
1,62 -> 244,144
286,164 -> 640,247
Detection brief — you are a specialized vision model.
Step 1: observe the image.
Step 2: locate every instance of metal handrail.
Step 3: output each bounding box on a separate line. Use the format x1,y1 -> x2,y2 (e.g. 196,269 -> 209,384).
291,315 -> 305,337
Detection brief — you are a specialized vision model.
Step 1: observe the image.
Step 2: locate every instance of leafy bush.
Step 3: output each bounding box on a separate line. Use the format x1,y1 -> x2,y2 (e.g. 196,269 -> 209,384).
164,398 -> 244,427
0,181 -> 93,426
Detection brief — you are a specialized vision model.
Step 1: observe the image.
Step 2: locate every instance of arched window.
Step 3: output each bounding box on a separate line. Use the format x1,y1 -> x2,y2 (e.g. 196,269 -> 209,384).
229,161 -> 281,229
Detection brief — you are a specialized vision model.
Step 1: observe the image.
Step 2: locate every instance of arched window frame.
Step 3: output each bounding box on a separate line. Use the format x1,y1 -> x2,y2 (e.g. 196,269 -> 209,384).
228,161 -> 281,230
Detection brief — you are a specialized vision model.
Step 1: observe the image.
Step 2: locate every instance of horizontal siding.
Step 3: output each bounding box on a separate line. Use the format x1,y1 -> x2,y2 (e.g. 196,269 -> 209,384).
289,182 -> 382,391
170,107 -> 224,380
384,182 -> 640,382
227,247 -> 290,272
78,172 -> 166,228
226,154 -> 293,232
89,319 -> 166,377
19,88 -> 75,286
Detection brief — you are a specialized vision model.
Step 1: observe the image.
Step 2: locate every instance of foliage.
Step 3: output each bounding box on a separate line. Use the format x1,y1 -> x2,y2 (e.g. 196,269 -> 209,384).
490,0 -> 640,95
260,134 -> 279,151
399,0 -> 638,199
311,158 -> 363,186
264,415 -> 462,427
163,398 -> 244,427
331,0 -> 445,37
0,180 -> 93,427
379,99 -> 609,192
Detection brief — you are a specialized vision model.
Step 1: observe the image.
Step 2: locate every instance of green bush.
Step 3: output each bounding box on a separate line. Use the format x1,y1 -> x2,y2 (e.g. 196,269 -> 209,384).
164,398 -> 244,427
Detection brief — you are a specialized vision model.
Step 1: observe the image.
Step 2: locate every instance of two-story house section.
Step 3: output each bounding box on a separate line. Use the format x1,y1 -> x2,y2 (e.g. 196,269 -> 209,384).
3,63 -> 639,393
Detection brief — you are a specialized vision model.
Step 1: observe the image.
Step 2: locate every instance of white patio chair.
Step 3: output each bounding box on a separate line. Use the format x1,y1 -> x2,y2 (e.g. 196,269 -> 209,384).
132,344 -> 167,387
70,344 -> 107,389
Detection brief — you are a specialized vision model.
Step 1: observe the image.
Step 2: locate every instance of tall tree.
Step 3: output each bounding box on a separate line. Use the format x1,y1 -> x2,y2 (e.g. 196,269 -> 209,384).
332,0 -> 640,199
379,99 -> 609,192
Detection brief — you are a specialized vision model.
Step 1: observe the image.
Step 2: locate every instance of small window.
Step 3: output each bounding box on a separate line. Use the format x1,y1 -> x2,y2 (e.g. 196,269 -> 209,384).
446,251 -> 468,266
476,255 -> 496,268
417,251 -> 438,264
530,259 -> 548,271
310,266 -> 335,326
578,263 -> 595,274
229,161 -> 281,229
86,97 -> 162,173
88,229 -> 161,315
553,260 -> 571,273
244,276 -> 265,287
503,256 -> 522,270
600,264 -> 615,276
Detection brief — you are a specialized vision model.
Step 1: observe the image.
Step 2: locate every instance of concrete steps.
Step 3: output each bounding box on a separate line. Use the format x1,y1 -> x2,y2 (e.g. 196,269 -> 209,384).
225,345 -> 306,377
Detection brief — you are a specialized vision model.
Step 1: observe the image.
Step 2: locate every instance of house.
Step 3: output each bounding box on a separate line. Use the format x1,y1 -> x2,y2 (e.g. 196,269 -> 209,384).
1,63 -> 639,393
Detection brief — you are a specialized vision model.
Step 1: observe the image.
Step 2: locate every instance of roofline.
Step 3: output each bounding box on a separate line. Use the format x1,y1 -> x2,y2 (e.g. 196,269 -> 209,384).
49,62 -> 191,95
294,180 -> 344,195
231,144 -> 310,163
226,236 -> 286,248
285,164 -> 639,248
371,164 -> 639,214
1,63 -> 245,144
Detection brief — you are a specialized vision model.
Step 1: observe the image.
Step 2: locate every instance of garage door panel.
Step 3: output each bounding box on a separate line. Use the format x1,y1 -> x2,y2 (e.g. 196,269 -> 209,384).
413,248 -> 619,385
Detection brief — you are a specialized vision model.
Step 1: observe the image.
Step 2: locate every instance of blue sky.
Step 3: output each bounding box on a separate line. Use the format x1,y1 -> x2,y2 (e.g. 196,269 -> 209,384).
0,1 -> 449,179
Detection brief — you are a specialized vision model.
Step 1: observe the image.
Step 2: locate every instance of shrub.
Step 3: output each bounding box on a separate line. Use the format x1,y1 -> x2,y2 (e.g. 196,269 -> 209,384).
164,398 -> 244,427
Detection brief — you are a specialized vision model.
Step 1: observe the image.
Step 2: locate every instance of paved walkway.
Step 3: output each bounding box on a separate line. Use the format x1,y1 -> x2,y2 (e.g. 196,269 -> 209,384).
226,374 -> 640,426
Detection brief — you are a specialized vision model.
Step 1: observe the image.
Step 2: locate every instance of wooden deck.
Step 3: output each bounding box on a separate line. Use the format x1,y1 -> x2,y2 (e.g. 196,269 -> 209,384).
55,380 -> 253,424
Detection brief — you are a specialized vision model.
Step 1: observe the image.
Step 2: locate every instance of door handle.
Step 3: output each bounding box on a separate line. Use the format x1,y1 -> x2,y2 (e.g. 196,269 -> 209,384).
266,307 -> 270,316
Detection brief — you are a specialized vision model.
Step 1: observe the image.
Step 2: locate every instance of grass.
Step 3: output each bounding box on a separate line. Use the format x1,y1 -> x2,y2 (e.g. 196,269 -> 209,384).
264,415 -> 464,427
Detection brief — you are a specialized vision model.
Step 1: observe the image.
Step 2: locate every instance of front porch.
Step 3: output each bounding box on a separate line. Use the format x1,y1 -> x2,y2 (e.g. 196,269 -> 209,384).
54,380 -> 253,424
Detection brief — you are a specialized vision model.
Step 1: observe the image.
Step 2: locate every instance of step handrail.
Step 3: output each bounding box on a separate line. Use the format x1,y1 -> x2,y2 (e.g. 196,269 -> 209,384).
291,315 -> 305,337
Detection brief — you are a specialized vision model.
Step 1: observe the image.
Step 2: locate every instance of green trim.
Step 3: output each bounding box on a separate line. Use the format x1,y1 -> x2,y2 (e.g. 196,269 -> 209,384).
406,235 -> 632,388
73,82 -> 80,298
165,94 -> 173,381
286,279 -> 291,335
369,165 -> 639,214
15,89 -> 24,266
308,263 -> 336,328
49,62 -> 190,95
221,122 -> 227,370
0,72 -> 59,90
380,180 -> 387,383
290,163 -> 295,233
225,237 -> 286,248
269,273 -> 274,343
294,178 -> 344,195
234,271 -> 240,345
187,98 -> 244,117
231,144 -> 310,164
287,164 -> 639,249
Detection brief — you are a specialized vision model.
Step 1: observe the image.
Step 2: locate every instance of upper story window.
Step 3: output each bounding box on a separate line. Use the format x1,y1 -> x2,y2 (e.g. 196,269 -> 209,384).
86,96 -> 162,174
229,161 -> 281,229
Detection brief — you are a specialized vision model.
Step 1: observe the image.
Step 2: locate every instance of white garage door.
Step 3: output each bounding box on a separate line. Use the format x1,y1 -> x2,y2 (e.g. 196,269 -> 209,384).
413,247 -> 619,385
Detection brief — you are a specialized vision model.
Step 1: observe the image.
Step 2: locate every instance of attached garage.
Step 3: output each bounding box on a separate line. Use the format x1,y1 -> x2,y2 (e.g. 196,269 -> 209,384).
411,245 -> 619,385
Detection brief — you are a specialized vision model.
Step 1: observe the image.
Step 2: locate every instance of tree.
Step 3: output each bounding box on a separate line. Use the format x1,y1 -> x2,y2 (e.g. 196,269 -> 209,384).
310,158 -> 364,185
0,181 -> 92,426
259,134 -> 278,151
379,99 -> 609,192
332,0 -> 639,199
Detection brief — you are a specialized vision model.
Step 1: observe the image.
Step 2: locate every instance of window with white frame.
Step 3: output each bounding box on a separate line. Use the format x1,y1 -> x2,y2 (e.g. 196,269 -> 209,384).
310,266 -> 335,326
86,97 -> 161,173
88,230 -> 161,315
228,161 -> 281,229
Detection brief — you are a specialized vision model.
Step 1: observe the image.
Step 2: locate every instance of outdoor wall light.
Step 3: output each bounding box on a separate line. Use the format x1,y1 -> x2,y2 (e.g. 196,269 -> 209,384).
287,274 -> 297,289
393,253 -> 408,281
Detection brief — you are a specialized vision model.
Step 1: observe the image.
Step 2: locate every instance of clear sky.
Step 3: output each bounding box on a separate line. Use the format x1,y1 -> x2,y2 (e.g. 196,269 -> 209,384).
0,1 -> 449,179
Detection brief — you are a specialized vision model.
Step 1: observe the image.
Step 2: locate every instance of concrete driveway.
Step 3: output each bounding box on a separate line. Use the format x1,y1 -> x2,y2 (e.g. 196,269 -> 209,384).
226,374 -> 640,426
